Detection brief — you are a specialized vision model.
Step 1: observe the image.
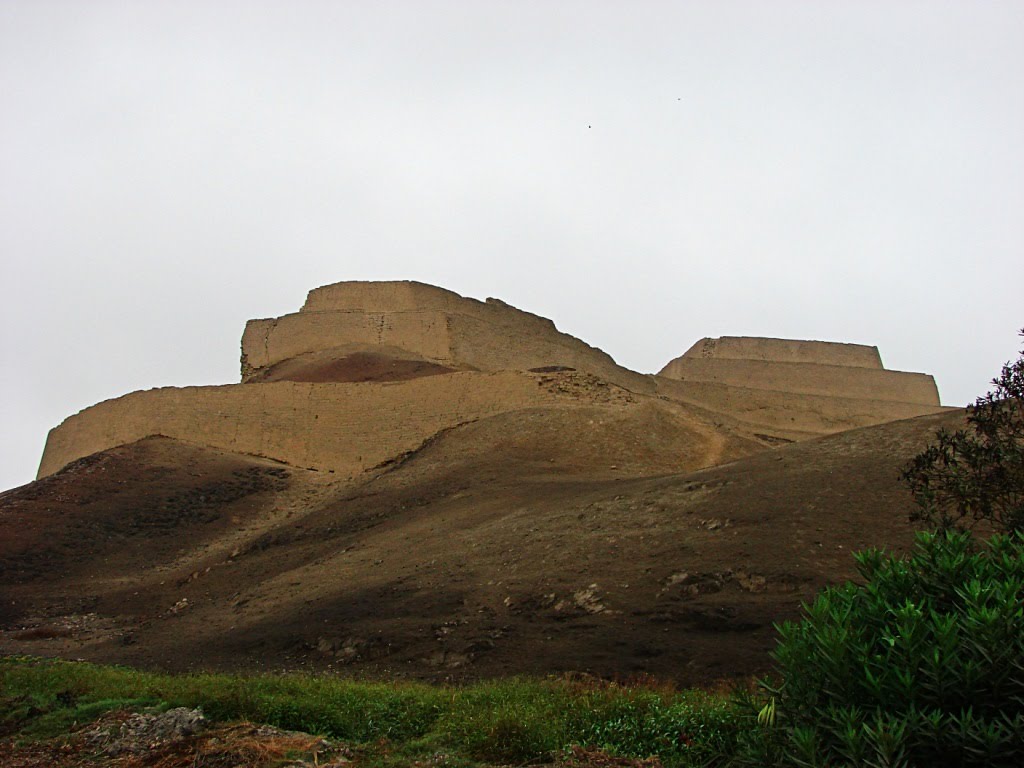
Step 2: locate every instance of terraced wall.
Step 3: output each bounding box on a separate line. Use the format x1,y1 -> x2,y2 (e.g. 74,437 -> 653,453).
241,281 -> 649,391
653,378 -> 948,438
658,357 -> 939,405
682,336 -> 883,368
37,372 -> 565,480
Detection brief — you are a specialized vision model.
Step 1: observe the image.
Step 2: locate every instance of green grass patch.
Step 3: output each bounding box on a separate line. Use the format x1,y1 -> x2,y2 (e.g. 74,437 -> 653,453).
0,656 -> 745,765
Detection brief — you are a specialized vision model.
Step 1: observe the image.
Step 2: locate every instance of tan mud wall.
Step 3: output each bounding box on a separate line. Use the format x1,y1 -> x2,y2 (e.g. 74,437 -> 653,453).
241,311 -> 456,377
445,314 -> 653,393
302,281 -> 560,336
38,372 -> 570,480
42,280 -> 953,481
243,281 -> 649,391
303,281 -> 475,313
653,378 -> 949,437
683,337 -> 883,368
658,357 -> 939,405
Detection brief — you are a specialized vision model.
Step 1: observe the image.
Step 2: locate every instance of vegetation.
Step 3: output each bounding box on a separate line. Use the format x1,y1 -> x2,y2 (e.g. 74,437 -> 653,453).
902,328 -> 1024,533
731,335 -> 1024,766
741,531 -> 1024,767
0,657 -> 742,766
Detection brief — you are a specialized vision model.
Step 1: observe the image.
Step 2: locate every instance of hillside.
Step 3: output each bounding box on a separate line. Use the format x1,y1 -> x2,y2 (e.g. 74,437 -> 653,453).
2,281 -> 955,684
0,406 -> 965,685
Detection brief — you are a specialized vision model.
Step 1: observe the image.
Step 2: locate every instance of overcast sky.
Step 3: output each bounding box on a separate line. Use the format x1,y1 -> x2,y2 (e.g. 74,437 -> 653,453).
2,1 -> 1022,492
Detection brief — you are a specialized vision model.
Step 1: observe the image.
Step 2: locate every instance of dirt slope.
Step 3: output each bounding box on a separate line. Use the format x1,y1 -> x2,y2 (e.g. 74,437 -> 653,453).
247,346 -> 458,383
0,408 -> 966,686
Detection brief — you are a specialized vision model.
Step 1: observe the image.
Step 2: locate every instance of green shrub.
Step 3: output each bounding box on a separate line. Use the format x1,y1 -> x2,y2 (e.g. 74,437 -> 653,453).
761,530 -> 1024,767
902,327 -> 1024,534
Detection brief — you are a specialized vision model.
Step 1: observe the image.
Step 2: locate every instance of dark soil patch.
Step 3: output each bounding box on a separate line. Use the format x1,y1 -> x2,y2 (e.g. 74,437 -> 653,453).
254,351 -> 456,383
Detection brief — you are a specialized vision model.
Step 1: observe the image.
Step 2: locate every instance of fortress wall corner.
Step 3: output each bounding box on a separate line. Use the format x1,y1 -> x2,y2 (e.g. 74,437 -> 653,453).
241,318 -> 278,376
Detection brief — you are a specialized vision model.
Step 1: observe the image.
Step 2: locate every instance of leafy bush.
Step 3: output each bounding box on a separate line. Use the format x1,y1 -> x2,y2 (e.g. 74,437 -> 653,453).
759,531 -> 1024,767
903,328 -> 1024,533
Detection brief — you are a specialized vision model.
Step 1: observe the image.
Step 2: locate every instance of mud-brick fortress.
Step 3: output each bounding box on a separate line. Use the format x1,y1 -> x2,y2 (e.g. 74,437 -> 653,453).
38,281 -> 945,479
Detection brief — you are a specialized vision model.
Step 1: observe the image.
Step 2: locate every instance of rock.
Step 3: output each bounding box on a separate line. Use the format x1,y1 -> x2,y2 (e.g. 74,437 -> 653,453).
168,598 -> 190,614
98,707 -> 208,755
571,585 -> 606,614
736,571 -> 768,592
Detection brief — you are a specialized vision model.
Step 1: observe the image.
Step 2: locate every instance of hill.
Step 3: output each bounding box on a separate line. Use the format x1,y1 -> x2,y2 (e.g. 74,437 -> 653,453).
0,407 -> 964,685
1,281 -> 954,684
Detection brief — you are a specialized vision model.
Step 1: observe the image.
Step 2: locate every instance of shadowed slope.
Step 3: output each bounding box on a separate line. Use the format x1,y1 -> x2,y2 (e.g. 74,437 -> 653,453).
0,408 -> 967,685
246,346 -> 458,383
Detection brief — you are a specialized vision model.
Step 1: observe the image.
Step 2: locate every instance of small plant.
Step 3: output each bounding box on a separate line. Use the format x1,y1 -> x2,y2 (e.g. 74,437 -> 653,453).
902,328 -> 1024,533
756,530 -> 1024,767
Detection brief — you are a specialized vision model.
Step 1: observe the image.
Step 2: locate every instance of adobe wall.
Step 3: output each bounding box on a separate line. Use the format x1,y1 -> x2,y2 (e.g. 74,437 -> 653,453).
657,357 -> 940,406
653,378 -> 947,438
241,311 -> 456,378
683,336 -> 883,369
302,281 -> 479,313
302,280 -> 563,335
37,372 -> 570,480
444,314 -> 653,392
241,281 -> 651,391
39,280 -> 954,484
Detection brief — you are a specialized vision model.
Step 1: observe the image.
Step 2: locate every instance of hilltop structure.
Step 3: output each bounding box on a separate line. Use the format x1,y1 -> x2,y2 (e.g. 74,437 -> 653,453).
655,335 -> 941,438
11,280 -> 964,685
37,281 -> 945,479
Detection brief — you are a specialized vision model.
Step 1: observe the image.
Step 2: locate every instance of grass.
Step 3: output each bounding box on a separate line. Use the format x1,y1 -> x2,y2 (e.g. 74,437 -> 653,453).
0,655 -> 749,766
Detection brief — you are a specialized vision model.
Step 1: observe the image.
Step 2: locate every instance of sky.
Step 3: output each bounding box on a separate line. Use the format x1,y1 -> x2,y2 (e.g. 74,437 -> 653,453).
1,1 -> 1022,492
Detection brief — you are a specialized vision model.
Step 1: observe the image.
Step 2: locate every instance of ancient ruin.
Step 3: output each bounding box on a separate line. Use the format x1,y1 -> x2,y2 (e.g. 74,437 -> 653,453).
37,281 -> 946,479
10,280 -> 965,685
